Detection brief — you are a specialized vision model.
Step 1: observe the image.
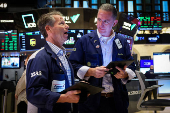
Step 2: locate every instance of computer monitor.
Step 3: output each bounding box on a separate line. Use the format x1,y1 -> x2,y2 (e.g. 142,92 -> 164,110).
0,30 -> 18,51
140,68 -> 150,74
63,29 -> 85,49
140,60 -> 153,68
19,31 -> 46,51
115,13 -> 140,37
153,52 -> 170,74
1,56 -> 20,69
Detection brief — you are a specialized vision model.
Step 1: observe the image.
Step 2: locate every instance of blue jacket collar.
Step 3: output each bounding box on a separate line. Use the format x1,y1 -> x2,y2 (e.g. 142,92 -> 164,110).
88,30 -> 102,54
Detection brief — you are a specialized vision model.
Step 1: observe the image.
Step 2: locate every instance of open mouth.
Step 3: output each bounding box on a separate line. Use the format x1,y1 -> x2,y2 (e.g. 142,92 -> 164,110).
64,32 -> 68,34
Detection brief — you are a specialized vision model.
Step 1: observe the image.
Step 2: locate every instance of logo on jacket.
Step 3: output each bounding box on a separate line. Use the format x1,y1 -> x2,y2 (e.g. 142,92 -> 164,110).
30,38 -> 36,46
115,39 -> 122,49
31,71 -> 42,78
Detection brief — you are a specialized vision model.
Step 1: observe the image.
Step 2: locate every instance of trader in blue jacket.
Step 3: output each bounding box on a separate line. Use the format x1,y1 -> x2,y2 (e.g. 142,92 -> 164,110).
69,3 -> 136,113
26,11 -> 81,113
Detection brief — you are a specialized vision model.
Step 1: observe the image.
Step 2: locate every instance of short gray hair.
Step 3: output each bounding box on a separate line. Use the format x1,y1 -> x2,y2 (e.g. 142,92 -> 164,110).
99,3 -> 117,20
37,11 -> 63,38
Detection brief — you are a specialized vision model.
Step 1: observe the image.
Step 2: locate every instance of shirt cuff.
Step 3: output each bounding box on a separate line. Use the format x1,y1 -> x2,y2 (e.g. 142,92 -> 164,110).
77,66 -> 90,80
121,68 -> 136,84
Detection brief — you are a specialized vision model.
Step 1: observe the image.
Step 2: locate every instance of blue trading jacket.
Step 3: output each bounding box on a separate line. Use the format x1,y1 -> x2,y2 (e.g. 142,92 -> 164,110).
69,30 -> 136,113
26,42 -> 75,113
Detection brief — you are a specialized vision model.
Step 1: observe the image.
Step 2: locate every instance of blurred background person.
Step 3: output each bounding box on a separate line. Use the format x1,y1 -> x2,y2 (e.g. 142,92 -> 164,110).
15,54 -> 31,113
145,65 -> 158,100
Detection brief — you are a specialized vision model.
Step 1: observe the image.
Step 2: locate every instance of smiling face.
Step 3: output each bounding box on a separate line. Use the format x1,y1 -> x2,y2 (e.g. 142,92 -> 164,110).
45,15 -> 69,48
97,9 -> 118,37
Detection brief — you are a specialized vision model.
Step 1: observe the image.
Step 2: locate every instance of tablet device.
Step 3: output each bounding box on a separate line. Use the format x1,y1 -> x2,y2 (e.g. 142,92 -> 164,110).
60,81 -> 104,95
106,60 -> 134,74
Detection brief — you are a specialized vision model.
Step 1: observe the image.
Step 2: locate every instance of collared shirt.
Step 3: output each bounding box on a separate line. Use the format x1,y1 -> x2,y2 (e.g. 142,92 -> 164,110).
97,29 -> 115,93
47,41 -> 72,86
77,30 -> 135,93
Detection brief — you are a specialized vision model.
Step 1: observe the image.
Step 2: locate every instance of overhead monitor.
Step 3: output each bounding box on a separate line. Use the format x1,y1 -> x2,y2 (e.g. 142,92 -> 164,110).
19,31 -> 46,51
63,29 -> 94,49
139,17 -> 162,30
134,34 -> 162,44
116,13 -> 140,37
153,52 -> 170,74
140,60 -> 153,68
63,29 -> 84,48
1,56 -> 20,69
0,30 -> 18,51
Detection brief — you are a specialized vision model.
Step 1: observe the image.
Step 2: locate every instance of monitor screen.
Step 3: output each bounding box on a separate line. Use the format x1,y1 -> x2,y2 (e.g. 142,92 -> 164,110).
153,52 -> 170,74
19,31 -> 46,51
1,56 -> 20,69
139,16 -> 162,30
87,29 -> 94,34
134,34 -> 162,44
0,30 -> 18,51
134,34 -> 146,44
140,60 -> 153,68
140,68 -> 150,74
63,29 -> 85,48
115,13 -> 140,37
63,29 -> 94,49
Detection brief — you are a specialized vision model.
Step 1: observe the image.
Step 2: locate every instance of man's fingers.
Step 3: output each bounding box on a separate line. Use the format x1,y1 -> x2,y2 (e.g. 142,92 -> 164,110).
115,66 -> 123,72
71,90 -> 81,94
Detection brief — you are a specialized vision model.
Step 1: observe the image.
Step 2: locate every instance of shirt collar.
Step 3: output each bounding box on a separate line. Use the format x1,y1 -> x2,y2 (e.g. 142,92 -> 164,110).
46,41 -> 66,56
97,29 -> 115,43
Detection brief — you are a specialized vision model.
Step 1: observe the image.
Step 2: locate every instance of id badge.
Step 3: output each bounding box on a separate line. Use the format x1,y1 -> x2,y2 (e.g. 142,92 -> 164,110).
51,80 -> 65,92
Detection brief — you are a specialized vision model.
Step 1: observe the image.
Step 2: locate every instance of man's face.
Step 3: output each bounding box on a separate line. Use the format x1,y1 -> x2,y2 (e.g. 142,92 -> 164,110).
47,15 -> 69,48
97,9 -> 117,37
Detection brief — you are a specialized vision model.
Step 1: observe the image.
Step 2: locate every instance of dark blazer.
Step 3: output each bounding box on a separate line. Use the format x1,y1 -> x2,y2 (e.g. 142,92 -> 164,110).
26,42 -> 75,113
145,69 -> 157,86
69,30 -> 136,113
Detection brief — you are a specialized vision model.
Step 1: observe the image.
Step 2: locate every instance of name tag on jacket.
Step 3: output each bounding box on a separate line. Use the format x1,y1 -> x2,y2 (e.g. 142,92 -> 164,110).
51,80 -> 65,92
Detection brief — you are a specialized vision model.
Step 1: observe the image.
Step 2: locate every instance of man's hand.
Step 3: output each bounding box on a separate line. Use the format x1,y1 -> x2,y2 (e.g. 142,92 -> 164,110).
114,65 -> 128,79
85,66 -> 109,78
57,90 -> 81,103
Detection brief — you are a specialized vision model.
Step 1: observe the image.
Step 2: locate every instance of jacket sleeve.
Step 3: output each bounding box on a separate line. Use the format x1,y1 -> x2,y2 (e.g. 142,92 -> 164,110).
69,39 -> 86,78
26,56 -> 60,112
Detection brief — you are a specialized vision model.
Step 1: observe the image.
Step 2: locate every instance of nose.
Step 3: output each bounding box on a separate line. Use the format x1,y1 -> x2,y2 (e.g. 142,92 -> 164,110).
65,24 -> 69,29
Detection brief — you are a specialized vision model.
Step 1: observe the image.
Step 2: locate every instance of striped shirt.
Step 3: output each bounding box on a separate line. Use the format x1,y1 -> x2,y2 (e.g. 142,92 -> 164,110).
47,41 -> 72,86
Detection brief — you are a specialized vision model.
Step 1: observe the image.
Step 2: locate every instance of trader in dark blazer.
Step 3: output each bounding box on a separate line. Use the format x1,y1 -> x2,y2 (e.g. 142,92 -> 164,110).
145,65 -> 158,100
26,11 -> 81,113
69,3 -> 136,113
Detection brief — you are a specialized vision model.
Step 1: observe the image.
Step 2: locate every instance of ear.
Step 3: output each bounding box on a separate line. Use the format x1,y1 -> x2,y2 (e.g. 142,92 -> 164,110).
45,25 -> 51,32
113,20 -> 118,27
